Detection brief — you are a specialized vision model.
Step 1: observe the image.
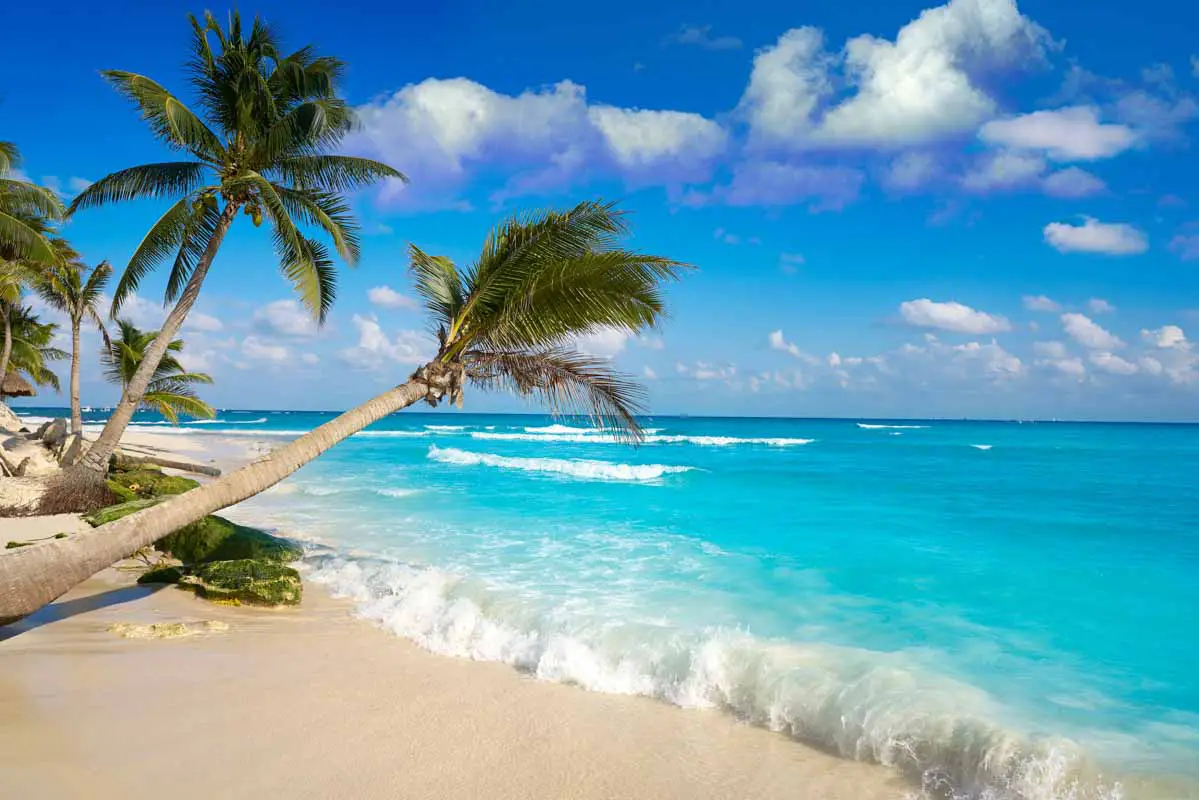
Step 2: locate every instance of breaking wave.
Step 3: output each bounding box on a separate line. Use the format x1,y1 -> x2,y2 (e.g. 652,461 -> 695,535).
426,445 -> 694,482
472,431 -> 813,447
858,423 -> 931,430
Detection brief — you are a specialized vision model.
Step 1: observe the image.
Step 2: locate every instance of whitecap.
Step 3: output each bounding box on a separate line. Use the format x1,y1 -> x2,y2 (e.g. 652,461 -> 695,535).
471,432 -> 812,447
857,423 -> 930,430
425,425 -> 465,432
376,488 -> 420,498
427,445 -> 693,482
971,444 -> 993,451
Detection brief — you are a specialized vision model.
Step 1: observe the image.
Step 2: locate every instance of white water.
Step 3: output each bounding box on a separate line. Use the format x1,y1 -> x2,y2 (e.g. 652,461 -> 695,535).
427,445 -> 695,482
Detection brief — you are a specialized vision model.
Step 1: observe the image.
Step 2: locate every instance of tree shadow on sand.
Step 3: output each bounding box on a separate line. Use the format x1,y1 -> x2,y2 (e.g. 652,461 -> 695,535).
0,584 -> 163,642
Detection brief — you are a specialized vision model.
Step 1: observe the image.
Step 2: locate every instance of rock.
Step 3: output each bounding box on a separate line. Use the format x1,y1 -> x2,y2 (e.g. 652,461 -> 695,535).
156,515 -> 302,565
107,620 -> 229,639
107,466 -> 199,501
30,420 -> 52,440
0,402 -> 21,433
84,498 -> 164,526
42,418 -> 68,449
59,433 -> 86,466
137,565 -> 187,584
180,560 -> 302,606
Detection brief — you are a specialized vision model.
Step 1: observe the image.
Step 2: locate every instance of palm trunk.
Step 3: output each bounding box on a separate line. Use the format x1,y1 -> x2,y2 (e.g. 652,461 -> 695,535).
0,303 -> 12,385
0,376 -> 432,625
69,318 -> 82,434
74,202 -> 240,477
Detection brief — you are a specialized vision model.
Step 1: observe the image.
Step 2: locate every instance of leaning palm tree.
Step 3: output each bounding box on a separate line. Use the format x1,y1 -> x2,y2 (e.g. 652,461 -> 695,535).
36,251 -> 113,433
0,201 -> 689,623
102,319 -> 215,424
6,305 -> 68,393
0,141 -> 65,265
67,10 -> 404,478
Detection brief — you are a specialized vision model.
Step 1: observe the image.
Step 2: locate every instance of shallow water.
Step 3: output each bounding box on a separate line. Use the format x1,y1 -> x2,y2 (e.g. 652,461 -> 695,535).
30,408 -> 1199,799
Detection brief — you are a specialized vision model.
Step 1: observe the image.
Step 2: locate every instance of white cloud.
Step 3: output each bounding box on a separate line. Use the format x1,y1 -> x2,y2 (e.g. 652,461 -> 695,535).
1061,313 -> 1122,350
768,329 -> 799,357
1037,356 -> 1085,379
636,335 -> 665,351
104,293 -> 166,330
1023,295 -> 1061,312
253,299 -> 319,337
642,366 -> 658,380
241,336 -> 289,364
961,150 -> 1045,192
184,312 -> 224,332
1043,217 -> 1148,255
883,151 -> 938,190
1089,351 -> 1138,375
572,327 -> 630,359
1087,298 -> 1115,314
301,353 -> 320,365
1033,340 -> 1069,359
899,299 -> 1011,335
348,77 -> 725,205
340,315 -> 433,370
666,24 -> 742,51
1170,234 -> 1199,262
367,285 -> 418,310
677,361 -> 737,381
739,0 -> 1046,148
1142,325 -> 1189,349
177,349 -> 215,373
713,227 -> 740,245
978,106 -> 1136,160
1042,167 -> 1106,198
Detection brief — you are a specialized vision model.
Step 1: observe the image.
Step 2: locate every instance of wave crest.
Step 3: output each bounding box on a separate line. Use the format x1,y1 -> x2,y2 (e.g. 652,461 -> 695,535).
427,446 -> 693,482
471,432 -> 812,447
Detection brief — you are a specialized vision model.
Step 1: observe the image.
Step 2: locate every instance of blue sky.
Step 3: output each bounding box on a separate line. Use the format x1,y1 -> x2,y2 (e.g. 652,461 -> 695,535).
5,0 -> 1199,420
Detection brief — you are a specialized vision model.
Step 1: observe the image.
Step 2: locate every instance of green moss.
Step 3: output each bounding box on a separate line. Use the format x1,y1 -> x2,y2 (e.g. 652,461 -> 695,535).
156,515 -> 302,565
54,533 -> 67,539
5,533 -> 70,549
84,498 -> 163,527
5,541 -> 32,549
180,559 -> 302,606
137,565 -> 186,584
107,467 -> 199,500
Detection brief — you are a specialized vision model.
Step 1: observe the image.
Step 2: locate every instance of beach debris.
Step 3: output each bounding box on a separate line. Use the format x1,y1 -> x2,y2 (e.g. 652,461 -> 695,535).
112,451 -> 222,477
106,620 -> 230,639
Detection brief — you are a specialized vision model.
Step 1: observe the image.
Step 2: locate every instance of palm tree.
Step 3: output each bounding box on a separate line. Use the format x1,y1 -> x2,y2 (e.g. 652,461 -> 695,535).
66,11 -> 404,478
103,319 -> 215,424
5,305 -> 68,393
36,253 -> 113,433
0,201 -> 690,623
0,142 -> 65,265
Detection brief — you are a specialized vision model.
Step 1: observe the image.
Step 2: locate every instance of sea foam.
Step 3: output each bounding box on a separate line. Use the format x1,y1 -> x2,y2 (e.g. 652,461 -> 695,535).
427,445 -> 693,482
471,432 -> 813,447
858,423 -> 931,430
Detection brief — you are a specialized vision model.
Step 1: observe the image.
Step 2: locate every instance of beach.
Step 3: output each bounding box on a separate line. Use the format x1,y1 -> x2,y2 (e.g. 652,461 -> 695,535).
3,410 -> 1197,800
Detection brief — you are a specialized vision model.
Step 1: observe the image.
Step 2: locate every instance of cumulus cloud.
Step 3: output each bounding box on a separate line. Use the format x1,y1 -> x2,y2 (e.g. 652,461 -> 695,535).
1170,234 -> 1199,261
253,299 -> 319,337
572,327 -> 630,359
961,150 -> 1045,192
1089,351 -> 1138,375
241,336 -> 289,364
677,361 -> 737,381
768,329 -> 819,364
1042,167 -> 1106,198
1142,325 -> 1189,349
978,106 -> 1136,160
1061,313 -> 1122,350
367,285 -> 418,310
348,77 -> 726,206
713,160 -> 863,210
1043,217 -> 1148,255
1087,298 -> 1116,314
184,312 -> 224,333
899,299 -> 1011,334
642,366 -> 658,380
1037,356 -> 1085,379
1033,340 -> 1070,359
339,315 -> 433,370
739,0 -> 1046,148
301,353 -> 320,365
1023,295 -> 1061,312
883,151 -> 939,191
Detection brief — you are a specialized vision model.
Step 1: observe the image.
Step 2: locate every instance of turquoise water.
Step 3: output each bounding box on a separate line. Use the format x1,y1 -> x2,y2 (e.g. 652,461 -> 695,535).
31,408 -> 1199,798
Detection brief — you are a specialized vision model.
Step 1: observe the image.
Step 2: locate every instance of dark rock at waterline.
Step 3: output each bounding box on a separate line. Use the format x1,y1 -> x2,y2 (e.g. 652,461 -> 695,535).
156,516 -> 303,565
181,559 -> 302,606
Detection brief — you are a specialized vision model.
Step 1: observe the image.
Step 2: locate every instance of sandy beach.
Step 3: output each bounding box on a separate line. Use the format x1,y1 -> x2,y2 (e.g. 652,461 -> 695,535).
0,423 -> 908,800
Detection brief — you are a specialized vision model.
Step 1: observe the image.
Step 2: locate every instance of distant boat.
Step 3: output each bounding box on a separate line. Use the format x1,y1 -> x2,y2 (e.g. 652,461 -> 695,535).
81,406 -> 93,412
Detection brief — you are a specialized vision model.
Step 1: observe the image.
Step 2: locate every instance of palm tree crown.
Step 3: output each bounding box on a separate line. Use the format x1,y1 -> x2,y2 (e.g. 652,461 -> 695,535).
37,252 -> 112,342
411,200 -> 690,435
7,306 -> 67,392
0,141 -> 65,265
69,11 -> 406,321
102,320 -> 215,424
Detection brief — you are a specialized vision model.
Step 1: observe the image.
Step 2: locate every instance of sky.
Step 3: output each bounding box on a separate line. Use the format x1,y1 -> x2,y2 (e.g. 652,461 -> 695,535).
4,0 -> 1199,420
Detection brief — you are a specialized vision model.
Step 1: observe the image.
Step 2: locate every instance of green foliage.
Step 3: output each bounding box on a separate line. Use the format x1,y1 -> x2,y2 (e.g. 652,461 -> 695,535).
102,319 -> 215,423
182,559 -> 302,606
0,141 -> 65,264
137,565 -> 186,584
155,515 -> 303,565
35,256 -> 112,344
7,305 -> 67,391
107,466 -> 200,500
68,11 -> 404,322
410,201 -> 691,438
84,498 -> 164,526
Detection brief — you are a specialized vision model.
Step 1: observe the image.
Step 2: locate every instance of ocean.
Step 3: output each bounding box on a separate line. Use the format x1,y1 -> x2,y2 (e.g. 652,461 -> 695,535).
21,408 -> 1199,799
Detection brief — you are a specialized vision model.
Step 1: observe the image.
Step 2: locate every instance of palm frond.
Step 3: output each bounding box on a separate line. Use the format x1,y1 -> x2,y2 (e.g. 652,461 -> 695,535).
274,232 -> 337,323
466,348 -> 646,440
163,199 -> 224,306
0,141 -> 19,175
103,71 -> 226,159
0,209 -> 57,263
408,245 -> 464,326
273,155 -> 406,192
0,178 -> 66,220
69,163 -> 210,213
140,390 -> 215,424
273,184 -> 360,264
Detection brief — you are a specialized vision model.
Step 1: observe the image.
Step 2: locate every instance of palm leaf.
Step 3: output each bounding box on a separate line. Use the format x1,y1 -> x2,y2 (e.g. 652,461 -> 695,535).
0,209 -> 57,263
0,178 -> 66,219
102,71 -> 226,159
273,155 -> 406,192
273,184 -> 360,264
69,163 -> 210,213
408,245 -> 464,326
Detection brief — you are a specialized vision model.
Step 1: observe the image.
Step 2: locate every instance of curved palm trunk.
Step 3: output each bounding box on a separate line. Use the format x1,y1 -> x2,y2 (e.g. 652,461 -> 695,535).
0,303 -> 12,385
0,376 -> 431,625
74,202 -> 240,477
69,319 -> 82,434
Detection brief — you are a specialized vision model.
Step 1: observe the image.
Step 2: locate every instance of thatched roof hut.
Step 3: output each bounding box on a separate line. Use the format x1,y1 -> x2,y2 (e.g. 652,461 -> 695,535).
1,372 -> 35,398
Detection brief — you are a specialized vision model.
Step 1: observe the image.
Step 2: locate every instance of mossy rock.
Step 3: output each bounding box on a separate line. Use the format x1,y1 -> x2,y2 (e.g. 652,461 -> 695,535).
156,515 -> 303,565
107,467 -> 199,500
181,559 -> 302,606
137,565 -> 186,585
84,498 -> 164,527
